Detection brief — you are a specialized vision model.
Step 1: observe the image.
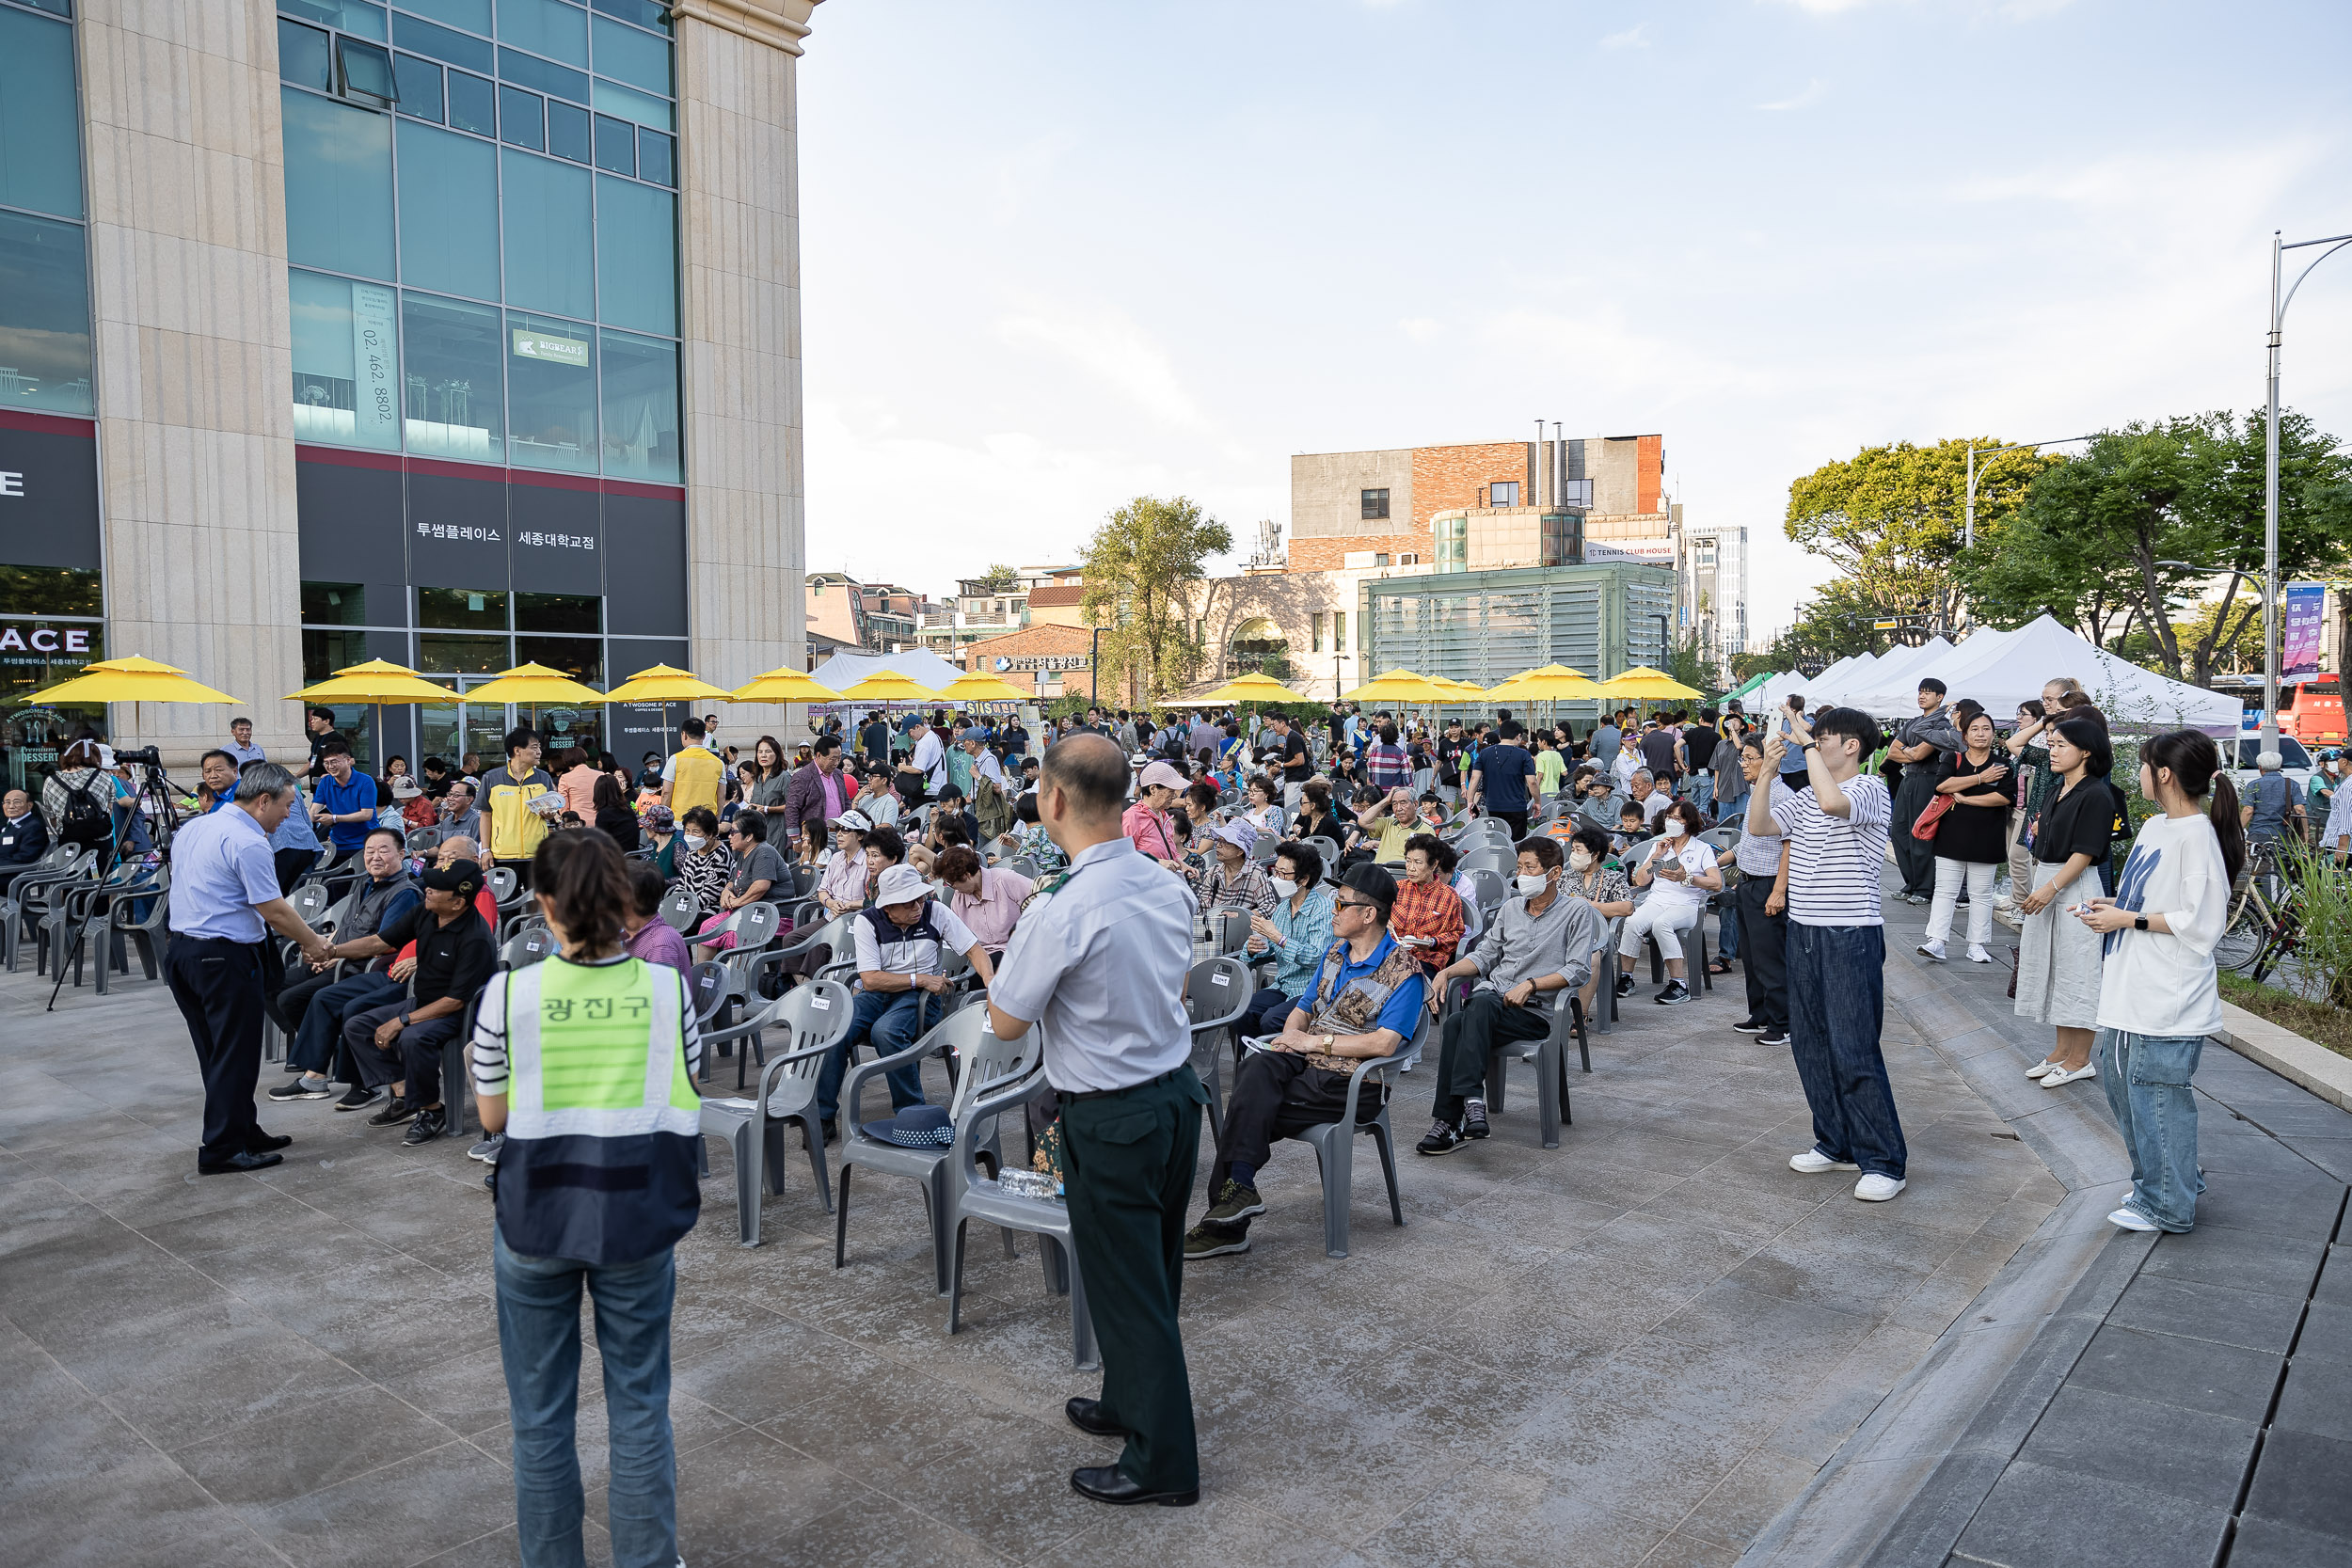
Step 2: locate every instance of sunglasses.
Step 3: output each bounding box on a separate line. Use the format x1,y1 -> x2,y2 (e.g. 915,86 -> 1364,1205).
1335,897 -> 1380,914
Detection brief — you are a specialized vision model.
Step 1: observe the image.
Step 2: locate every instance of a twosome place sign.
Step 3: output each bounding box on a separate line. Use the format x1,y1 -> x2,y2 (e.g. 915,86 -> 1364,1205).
993,653 -> 1090,673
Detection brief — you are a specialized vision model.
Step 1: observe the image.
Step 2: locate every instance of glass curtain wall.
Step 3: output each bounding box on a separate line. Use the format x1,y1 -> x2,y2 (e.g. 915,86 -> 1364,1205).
278,0 -> 683,483
0,0 -> 92,418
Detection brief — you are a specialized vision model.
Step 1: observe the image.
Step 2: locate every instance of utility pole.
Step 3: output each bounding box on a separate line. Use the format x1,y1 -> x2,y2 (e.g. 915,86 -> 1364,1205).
2261,227 -> 2352,752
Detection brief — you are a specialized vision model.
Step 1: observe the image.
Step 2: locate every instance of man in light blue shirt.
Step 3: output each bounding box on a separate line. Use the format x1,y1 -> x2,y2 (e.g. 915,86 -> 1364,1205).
222,717 -> 266,768
165,762 -> 332,1174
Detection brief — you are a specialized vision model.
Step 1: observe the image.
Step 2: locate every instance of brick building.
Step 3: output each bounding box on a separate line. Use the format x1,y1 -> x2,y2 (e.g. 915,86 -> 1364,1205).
950,623 -> 1096,700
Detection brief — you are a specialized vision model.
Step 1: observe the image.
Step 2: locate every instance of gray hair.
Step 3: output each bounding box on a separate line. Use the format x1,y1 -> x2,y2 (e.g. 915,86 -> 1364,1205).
234,760 -> 298,803
2257,751 -> 2283,772
1630,768 -> 1655,784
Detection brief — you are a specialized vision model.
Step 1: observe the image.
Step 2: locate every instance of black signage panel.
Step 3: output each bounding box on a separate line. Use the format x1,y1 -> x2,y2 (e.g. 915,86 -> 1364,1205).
295,457 -> 406,584
508,482 -> 602,596
406,468 -> 510,591
601,491 -> 687,638
0,416 -> 102,571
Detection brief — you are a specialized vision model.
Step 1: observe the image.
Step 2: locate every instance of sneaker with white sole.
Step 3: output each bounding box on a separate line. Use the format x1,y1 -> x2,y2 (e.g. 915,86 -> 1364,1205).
2106,1205 -> 2158,1232
1966,944 -> 1994,963
1461,1099 -> 1490,1140
2040,1062 -> 2098,1088
1916,939 -> 1947,962
267,1075 -> 332,1101
1854,1173 -> 1906,1201
1654,980 -> 1692,1006
1758,1030 -> 1790,1048
1789,1148 -> 1860,1174
468,1133 -> 503,1164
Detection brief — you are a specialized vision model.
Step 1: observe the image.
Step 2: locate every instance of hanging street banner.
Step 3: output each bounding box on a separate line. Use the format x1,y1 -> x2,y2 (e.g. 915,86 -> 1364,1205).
2282,581 -> 2326,684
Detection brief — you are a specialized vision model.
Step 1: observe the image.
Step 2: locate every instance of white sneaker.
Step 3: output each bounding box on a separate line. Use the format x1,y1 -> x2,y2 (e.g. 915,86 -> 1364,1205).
1916,939 -> 1947,962
2025,1059 -> 2059,1079
1854,1173 -> 1907,1202
1967,944 -> 1994,963
2041,1062 -> 2098,1088
2120,1185 -> 2137,1204
2106,1206 -> 2158,1232
1789,1148 -> 1861,1174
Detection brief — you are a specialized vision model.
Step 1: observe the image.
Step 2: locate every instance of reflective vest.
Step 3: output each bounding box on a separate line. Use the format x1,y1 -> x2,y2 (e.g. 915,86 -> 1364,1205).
668,744 -> 723,819
490,956 -> 700,1265
482,766 -> 554,863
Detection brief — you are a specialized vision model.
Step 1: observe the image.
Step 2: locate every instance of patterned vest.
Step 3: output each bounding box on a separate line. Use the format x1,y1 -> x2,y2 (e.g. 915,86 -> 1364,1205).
490,957 -> 701,1265
1298,937 -> 1421,1072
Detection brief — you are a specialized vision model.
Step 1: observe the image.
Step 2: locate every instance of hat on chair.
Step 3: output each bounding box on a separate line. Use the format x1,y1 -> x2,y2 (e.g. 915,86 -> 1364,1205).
861,1104 -> 953,1148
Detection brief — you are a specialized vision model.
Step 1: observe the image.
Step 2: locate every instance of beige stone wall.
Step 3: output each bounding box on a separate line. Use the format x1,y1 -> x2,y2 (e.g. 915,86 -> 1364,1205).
79,0 -> 304,766
1290,448 -> 1415,543
675,0 -> 820,734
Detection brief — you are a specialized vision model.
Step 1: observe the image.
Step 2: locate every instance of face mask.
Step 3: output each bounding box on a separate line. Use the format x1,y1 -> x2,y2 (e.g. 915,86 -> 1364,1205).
1270,878 -> 1298,899
1517,873 -> 1550,897
1568,848 -> 1594,871
682,833 -> 707,851
1665,820 -> 1688,838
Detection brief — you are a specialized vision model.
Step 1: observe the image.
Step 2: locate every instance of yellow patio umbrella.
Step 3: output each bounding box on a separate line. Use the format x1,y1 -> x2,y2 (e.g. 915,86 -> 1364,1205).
1488,664 -> 1605,701
1195,672 -> 1311,705
459,661 -> 607,705
1597,666 -> 1703,701
603,663 -> 739,705
24,655 -> 243,706
288,658 -> 452,705
834,670 -> 936,705
1343,668 -> 1456,705
933,670 -> 1029,705
730,665 -> 841,705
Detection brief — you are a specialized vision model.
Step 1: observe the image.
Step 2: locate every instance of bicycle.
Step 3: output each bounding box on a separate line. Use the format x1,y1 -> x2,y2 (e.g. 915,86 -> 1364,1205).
2213,839 -> 2303,982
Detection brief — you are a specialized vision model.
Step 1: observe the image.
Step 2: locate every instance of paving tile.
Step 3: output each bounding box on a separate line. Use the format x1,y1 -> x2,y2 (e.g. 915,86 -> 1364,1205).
239,1439 -> 518,1568
1951,1456 -> 2229,1568
2241,1427 -> 2352,1542
1034,1493 -> 1355,1568
2294,1301 -> 2352,1367
2065,1323 -> 2282,1425
2270,1355 -> 2352,1443
1647,1278 -> 1876,1365
2284,1136 -> 2352,1182
2226,1513 -> 2352,1568
654,1427 -> 855,1562
1671,1447 -> 1820,1549
1485,1393 -> 1760,1528
2137,1224 -> 2328,1300
1373,1465 -> 1663,1568
2190,1173 -> 2346,1242
2315,1244 -> 2351,1307
171,1381 -> 462,1506
2009,1385 -> 2257,1512
100,1316 -> 374,1452
2105,1273 -> 2309,1354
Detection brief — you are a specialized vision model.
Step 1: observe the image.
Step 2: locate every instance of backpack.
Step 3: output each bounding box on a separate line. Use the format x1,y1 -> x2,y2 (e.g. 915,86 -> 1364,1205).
55,773 -> 111,848
973,772 -> 1013,841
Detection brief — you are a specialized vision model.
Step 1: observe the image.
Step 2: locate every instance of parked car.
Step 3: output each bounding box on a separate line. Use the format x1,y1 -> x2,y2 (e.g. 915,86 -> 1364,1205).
2224,735 -> 2315,800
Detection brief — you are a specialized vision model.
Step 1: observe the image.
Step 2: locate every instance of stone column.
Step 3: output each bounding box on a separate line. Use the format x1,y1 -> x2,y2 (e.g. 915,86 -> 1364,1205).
671,0 -> 820,738
78,1 -> 304,767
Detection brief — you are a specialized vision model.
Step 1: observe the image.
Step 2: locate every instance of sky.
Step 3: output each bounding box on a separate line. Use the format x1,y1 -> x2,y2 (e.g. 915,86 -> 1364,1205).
794,0 -> 2352,641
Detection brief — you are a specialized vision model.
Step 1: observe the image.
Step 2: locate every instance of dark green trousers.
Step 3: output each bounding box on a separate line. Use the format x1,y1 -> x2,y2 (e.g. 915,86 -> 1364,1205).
1059,1067 -> 1209,1493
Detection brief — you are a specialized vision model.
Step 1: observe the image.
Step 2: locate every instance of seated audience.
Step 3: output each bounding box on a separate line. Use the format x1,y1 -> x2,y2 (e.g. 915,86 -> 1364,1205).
1392,832 -> 1468,970
1239,840 -> 1336,1037
674,805 -> 733,919
328,859 -> 497,1140
1617,800 -> 1722,1006
624,860 -> 691,976
939,844 -> 1032,959
264,827 -> 419,1102
1197,818 -> 1276,921
691,812 -> 790,960
1561,826 -> 1636,1017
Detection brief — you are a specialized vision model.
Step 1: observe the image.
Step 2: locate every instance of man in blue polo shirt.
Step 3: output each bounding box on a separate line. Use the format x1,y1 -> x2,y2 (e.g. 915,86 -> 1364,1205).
310,739 -> 377,865
1185,863 -> 1426,1259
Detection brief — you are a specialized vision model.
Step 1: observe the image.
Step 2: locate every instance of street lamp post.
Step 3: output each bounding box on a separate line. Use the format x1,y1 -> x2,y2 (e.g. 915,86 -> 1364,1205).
2261,229 -> 2352,753
1089,626 -> 1102,704
1963,435 -> 2093,551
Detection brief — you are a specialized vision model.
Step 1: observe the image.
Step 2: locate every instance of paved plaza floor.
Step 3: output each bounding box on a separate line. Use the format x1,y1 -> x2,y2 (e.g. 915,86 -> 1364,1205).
7,883 -> 2333,1568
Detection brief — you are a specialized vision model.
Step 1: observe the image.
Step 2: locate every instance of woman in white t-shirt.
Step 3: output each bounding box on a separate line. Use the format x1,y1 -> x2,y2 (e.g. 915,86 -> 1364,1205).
2074,729 -> 2244,1235
1618,800 -> 1723,1007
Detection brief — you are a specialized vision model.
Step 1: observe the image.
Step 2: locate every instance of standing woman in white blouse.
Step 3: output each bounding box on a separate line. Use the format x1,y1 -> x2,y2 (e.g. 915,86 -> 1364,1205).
1618,800 -> 1723,1007
2074,730 -> 2244,1234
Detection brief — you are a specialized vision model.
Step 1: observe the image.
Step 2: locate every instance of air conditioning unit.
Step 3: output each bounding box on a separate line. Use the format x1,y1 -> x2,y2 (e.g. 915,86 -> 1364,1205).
1396,553 -> 1419,565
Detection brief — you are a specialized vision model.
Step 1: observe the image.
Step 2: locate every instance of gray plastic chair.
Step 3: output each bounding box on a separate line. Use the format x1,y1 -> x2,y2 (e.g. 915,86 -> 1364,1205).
834,1006 -> 1009,1294
0,844 -> 85,970
697,980 -> 855,1243
405,826 -> 442,855
1463,866 -> 1508,924
500,927 -> 557,969
1209,906 -> 1250,957
1272,1005 -> 1427,1258
1457,845 -> 1512,879
658,884 -> 700,934
38,858 -> 148,978
1184,956 -> 1252,1132
72,864 -> 170,994
943,1046 -> 1098,1370
1005,855 -> 1041,879
1300,835 -> 1343,881
1447,981 -> 1583,1148
486,864 -> 518,907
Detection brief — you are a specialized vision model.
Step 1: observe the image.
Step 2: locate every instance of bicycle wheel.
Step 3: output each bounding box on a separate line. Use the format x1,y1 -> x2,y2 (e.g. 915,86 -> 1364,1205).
2213,910 -> 2268,974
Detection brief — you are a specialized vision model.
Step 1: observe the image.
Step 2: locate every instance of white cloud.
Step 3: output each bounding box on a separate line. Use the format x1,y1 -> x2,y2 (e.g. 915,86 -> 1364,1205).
1397,317 -> 1444,343
1600,24 -> 1648,48
994,305 -> 1211,432
1756,77 -> 1827,110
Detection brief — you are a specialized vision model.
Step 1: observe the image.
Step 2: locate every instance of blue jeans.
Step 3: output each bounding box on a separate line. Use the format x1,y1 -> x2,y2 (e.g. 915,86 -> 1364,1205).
1785,923 -> 1906,1179
1714,787 -> 1749,831
814,988 -> 929,1126
1719,895 -> 1740,962
2097,1029 -> 2207,1231
1685,774 -> 1713,814
494,1232 -> 678,1568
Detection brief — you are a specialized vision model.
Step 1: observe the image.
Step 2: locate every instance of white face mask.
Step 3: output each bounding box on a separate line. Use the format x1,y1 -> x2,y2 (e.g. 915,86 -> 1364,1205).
1270,878 -> 1298,899
1664,820 -> 1688,839
1516,872 -> 1550,897
1568,847 -> 1595,871
682,833 -> 707,851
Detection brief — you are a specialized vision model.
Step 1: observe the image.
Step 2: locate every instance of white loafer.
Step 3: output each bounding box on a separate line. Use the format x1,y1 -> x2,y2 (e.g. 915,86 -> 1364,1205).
2025,1059 -> 2060,1079
2041,1062 -> 2098,1088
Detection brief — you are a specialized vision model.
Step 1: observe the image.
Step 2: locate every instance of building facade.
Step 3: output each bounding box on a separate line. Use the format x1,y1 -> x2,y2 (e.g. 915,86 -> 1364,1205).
0,0 -> 817,784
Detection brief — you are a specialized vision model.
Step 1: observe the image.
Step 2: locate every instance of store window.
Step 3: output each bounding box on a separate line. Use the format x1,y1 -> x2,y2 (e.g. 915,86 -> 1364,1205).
402,292 -> 504,460
395,120 -> 500,301
281,87 -> 394,280
290,269 -> 402,450
506,310 -> 597,473
0,212 -> 92,416
299,581 -> 368,625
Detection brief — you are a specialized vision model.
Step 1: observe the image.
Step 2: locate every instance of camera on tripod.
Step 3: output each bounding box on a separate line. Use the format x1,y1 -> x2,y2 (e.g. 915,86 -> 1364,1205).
113,745 -> 164,767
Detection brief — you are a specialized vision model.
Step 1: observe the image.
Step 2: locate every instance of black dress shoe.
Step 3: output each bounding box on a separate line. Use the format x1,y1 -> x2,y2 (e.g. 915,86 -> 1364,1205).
198,1149 -> 285,1175
1070,1465 -> 1197,1507
1066,1398 -> 1125,1437
247,1132 -> 294,1153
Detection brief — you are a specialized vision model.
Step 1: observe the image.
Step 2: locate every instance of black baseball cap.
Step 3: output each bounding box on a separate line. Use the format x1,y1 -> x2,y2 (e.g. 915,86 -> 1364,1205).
421,859 -> 484,899
1339,863 -> 1397,918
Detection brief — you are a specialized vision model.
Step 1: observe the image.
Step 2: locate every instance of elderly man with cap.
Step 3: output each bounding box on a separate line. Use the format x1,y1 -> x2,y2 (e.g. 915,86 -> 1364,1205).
801,862 -> 996,1139
327,858 -> 498,1144
988,734 -> 1212,1507
1122,758 -> 1189,870
1185,863 -> 1426,1259
164,761 -> 336,1174
1195,816 -> 1276,921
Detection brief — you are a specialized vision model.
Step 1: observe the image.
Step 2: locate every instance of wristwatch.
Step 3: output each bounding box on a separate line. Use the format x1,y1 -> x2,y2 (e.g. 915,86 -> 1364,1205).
2134,914 -> 2149,931
1322,1032 -> 1335,1051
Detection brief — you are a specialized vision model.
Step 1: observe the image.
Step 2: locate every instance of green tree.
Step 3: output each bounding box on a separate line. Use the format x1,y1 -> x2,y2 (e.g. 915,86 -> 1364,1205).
1957,410 -> 2352,686
974,563 -> 1021,594
1079,496 -> 1232,702
1786,437 -> 2060,634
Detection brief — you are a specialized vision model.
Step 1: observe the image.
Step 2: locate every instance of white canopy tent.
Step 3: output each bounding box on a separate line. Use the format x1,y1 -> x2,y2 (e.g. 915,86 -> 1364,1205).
1824,636 -> 1953,713
804,647 -> 972,698
1840,615 -> 2240,735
